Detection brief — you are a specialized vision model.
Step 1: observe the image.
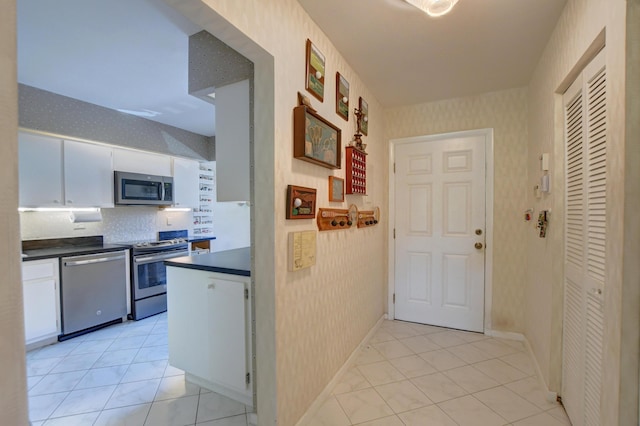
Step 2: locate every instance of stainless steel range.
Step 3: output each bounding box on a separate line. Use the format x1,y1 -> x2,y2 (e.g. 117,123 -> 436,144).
129,238 -> 189,320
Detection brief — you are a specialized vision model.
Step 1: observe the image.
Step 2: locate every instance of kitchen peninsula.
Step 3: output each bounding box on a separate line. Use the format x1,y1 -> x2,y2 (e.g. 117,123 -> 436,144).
165,247 -> 253,407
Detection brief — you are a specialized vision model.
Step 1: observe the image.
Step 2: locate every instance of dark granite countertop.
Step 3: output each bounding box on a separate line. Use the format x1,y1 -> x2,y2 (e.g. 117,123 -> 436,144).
164,247 -> 250,276
22,236 -> 128,261
188,236 -> 217,243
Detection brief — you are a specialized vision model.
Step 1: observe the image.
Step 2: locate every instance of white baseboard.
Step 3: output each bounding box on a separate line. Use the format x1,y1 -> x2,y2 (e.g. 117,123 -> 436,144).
522,337 -> 558,403
295,315 -> 386,426
485,329 -> 525,341
485,329 -> 557,403
247,412 -> 257,426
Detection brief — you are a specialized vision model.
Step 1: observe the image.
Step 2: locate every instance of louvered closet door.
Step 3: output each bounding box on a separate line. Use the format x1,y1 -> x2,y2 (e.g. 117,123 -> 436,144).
562,48 -> 606,426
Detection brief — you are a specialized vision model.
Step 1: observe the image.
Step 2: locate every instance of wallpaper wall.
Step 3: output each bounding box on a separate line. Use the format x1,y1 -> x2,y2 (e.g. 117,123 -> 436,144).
0,0 -> 29,423
385,87 -> 529,333
526,0 -> 632,423
169,1 -> 388,425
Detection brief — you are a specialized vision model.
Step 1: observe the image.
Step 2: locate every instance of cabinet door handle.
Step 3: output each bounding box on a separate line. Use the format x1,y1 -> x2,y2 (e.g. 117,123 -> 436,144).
208,283 -> 215,290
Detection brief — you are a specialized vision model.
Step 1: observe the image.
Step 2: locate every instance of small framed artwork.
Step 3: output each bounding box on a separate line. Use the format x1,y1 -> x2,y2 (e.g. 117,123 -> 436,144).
359,97 -> 369,136
336,72 -> 349,121
305,39 -> 325,102
293,105 -> 342,169
328,176 -> 344,202
286,185 -> 317,219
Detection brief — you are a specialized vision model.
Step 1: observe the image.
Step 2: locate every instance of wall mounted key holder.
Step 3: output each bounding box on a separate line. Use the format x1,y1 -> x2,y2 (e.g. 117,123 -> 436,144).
317,206 -> 356,231
357,206 -> 380,228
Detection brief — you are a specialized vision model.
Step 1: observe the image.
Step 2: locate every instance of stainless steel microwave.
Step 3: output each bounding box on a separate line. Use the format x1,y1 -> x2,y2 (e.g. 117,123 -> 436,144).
114,171 -> 174,206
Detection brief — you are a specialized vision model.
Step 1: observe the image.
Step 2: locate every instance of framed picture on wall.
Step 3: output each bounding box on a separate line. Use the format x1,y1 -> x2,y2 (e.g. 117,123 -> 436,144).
293,105 -> 342,169
286,185 -> 317,219
305,39 -> 325,102
328,176 -> 344,202
336,72 -> 349,121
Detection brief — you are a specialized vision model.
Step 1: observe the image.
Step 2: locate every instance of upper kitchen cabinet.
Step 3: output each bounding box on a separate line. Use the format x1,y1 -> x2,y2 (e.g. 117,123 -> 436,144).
172,157 -> 200,208
19,131 -> 114,208
215,79 -> 250,202
19,132 -> 64,207
113,148 -> 172,177
64,140 -> 114,207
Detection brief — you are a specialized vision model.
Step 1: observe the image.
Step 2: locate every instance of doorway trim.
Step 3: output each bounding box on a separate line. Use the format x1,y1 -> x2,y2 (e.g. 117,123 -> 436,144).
388,128 -> 494,333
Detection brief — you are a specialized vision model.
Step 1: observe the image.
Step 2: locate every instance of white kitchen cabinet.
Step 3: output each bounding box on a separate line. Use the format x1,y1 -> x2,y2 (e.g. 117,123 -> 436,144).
167,266 -> 252,406
172,157 -> 200,208
113,148 -> 172,176
19,132 -> 114,208
64,140 -> 114,207
215,79 -> 250,202
22,259 -> 60,348
18,132 -> 64,207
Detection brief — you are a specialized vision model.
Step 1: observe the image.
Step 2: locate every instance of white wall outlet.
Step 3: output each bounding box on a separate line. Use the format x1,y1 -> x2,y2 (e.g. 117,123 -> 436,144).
166,216 -> 172,226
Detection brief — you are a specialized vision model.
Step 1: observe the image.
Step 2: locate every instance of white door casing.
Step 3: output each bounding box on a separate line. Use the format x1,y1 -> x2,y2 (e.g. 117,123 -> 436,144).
389,129 -> 493,333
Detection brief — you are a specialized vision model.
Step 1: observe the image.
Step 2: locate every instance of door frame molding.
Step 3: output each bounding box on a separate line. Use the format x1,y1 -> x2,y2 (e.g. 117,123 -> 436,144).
388,128 -> 495,333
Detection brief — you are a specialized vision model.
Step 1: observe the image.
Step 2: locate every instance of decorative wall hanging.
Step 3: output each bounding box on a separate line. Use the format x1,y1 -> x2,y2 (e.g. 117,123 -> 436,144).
345,146 -> 367,195
297,91 -> 316,112
317,208 -> 353,231
352,108 -> 366,152
357,206 -> 380,228
358,96 -> 369,136
286,185 -> 317,219
336,72 -> 349,121
293,105 -> 342,169
328,176 -> 344,202
305,39 -> 325,102
288,230 -> 317,271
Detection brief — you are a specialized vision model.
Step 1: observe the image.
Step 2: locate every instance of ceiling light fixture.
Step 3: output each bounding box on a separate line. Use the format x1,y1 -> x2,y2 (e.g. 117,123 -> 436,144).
405,0 -> 459,17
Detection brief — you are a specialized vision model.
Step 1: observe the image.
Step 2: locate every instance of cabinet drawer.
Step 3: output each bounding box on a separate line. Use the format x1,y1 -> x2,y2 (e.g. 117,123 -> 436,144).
22,260 -> 57,281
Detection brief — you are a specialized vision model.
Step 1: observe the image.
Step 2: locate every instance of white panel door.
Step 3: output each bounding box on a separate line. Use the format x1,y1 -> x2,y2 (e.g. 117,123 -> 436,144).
394,134 -> 486,332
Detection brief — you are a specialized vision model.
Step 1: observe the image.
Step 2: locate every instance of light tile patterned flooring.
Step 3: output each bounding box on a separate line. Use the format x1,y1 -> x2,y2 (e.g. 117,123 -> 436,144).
306,320 -> 572,426
26,312 -> 252,426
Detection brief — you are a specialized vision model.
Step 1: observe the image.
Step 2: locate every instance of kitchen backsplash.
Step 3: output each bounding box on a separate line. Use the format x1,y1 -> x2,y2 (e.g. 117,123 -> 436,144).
19,207 -> 193,243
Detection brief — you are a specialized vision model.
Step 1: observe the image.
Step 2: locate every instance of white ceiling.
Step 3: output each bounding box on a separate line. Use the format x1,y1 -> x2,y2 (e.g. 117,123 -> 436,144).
298,0 -> 567,106
17,0 -> 567,137
17,0 -> 215,136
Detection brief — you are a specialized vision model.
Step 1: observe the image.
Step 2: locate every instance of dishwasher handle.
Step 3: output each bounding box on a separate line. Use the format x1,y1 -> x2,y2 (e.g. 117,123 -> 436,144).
63,254 -> 126,267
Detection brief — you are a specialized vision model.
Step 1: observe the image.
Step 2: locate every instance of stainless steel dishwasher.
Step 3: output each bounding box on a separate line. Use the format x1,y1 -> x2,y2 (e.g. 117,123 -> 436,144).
60,250 -> 128,339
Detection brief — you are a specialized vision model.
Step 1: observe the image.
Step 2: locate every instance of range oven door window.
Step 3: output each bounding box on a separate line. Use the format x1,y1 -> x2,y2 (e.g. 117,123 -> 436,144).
137,261 -> 166,291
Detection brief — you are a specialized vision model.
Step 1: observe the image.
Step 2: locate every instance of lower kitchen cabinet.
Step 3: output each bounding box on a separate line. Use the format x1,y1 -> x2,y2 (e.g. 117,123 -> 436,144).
22,259 -> 60,348
166,266 -> 252,407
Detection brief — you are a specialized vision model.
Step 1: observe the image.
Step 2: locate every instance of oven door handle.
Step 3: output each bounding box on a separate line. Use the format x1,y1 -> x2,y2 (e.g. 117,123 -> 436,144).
134,251 -> 189,263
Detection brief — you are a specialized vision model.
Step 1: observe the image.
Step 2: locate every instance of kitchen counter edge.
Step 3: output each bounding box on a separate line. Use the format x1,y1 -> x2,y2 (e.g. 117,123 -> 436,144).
165,247 -> 250,277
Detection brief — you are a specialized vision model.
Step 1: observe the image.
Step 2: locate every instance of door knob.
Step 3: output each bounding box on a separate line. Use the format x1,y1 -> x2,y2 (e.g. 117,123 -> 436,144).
474,242 -> 483,249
